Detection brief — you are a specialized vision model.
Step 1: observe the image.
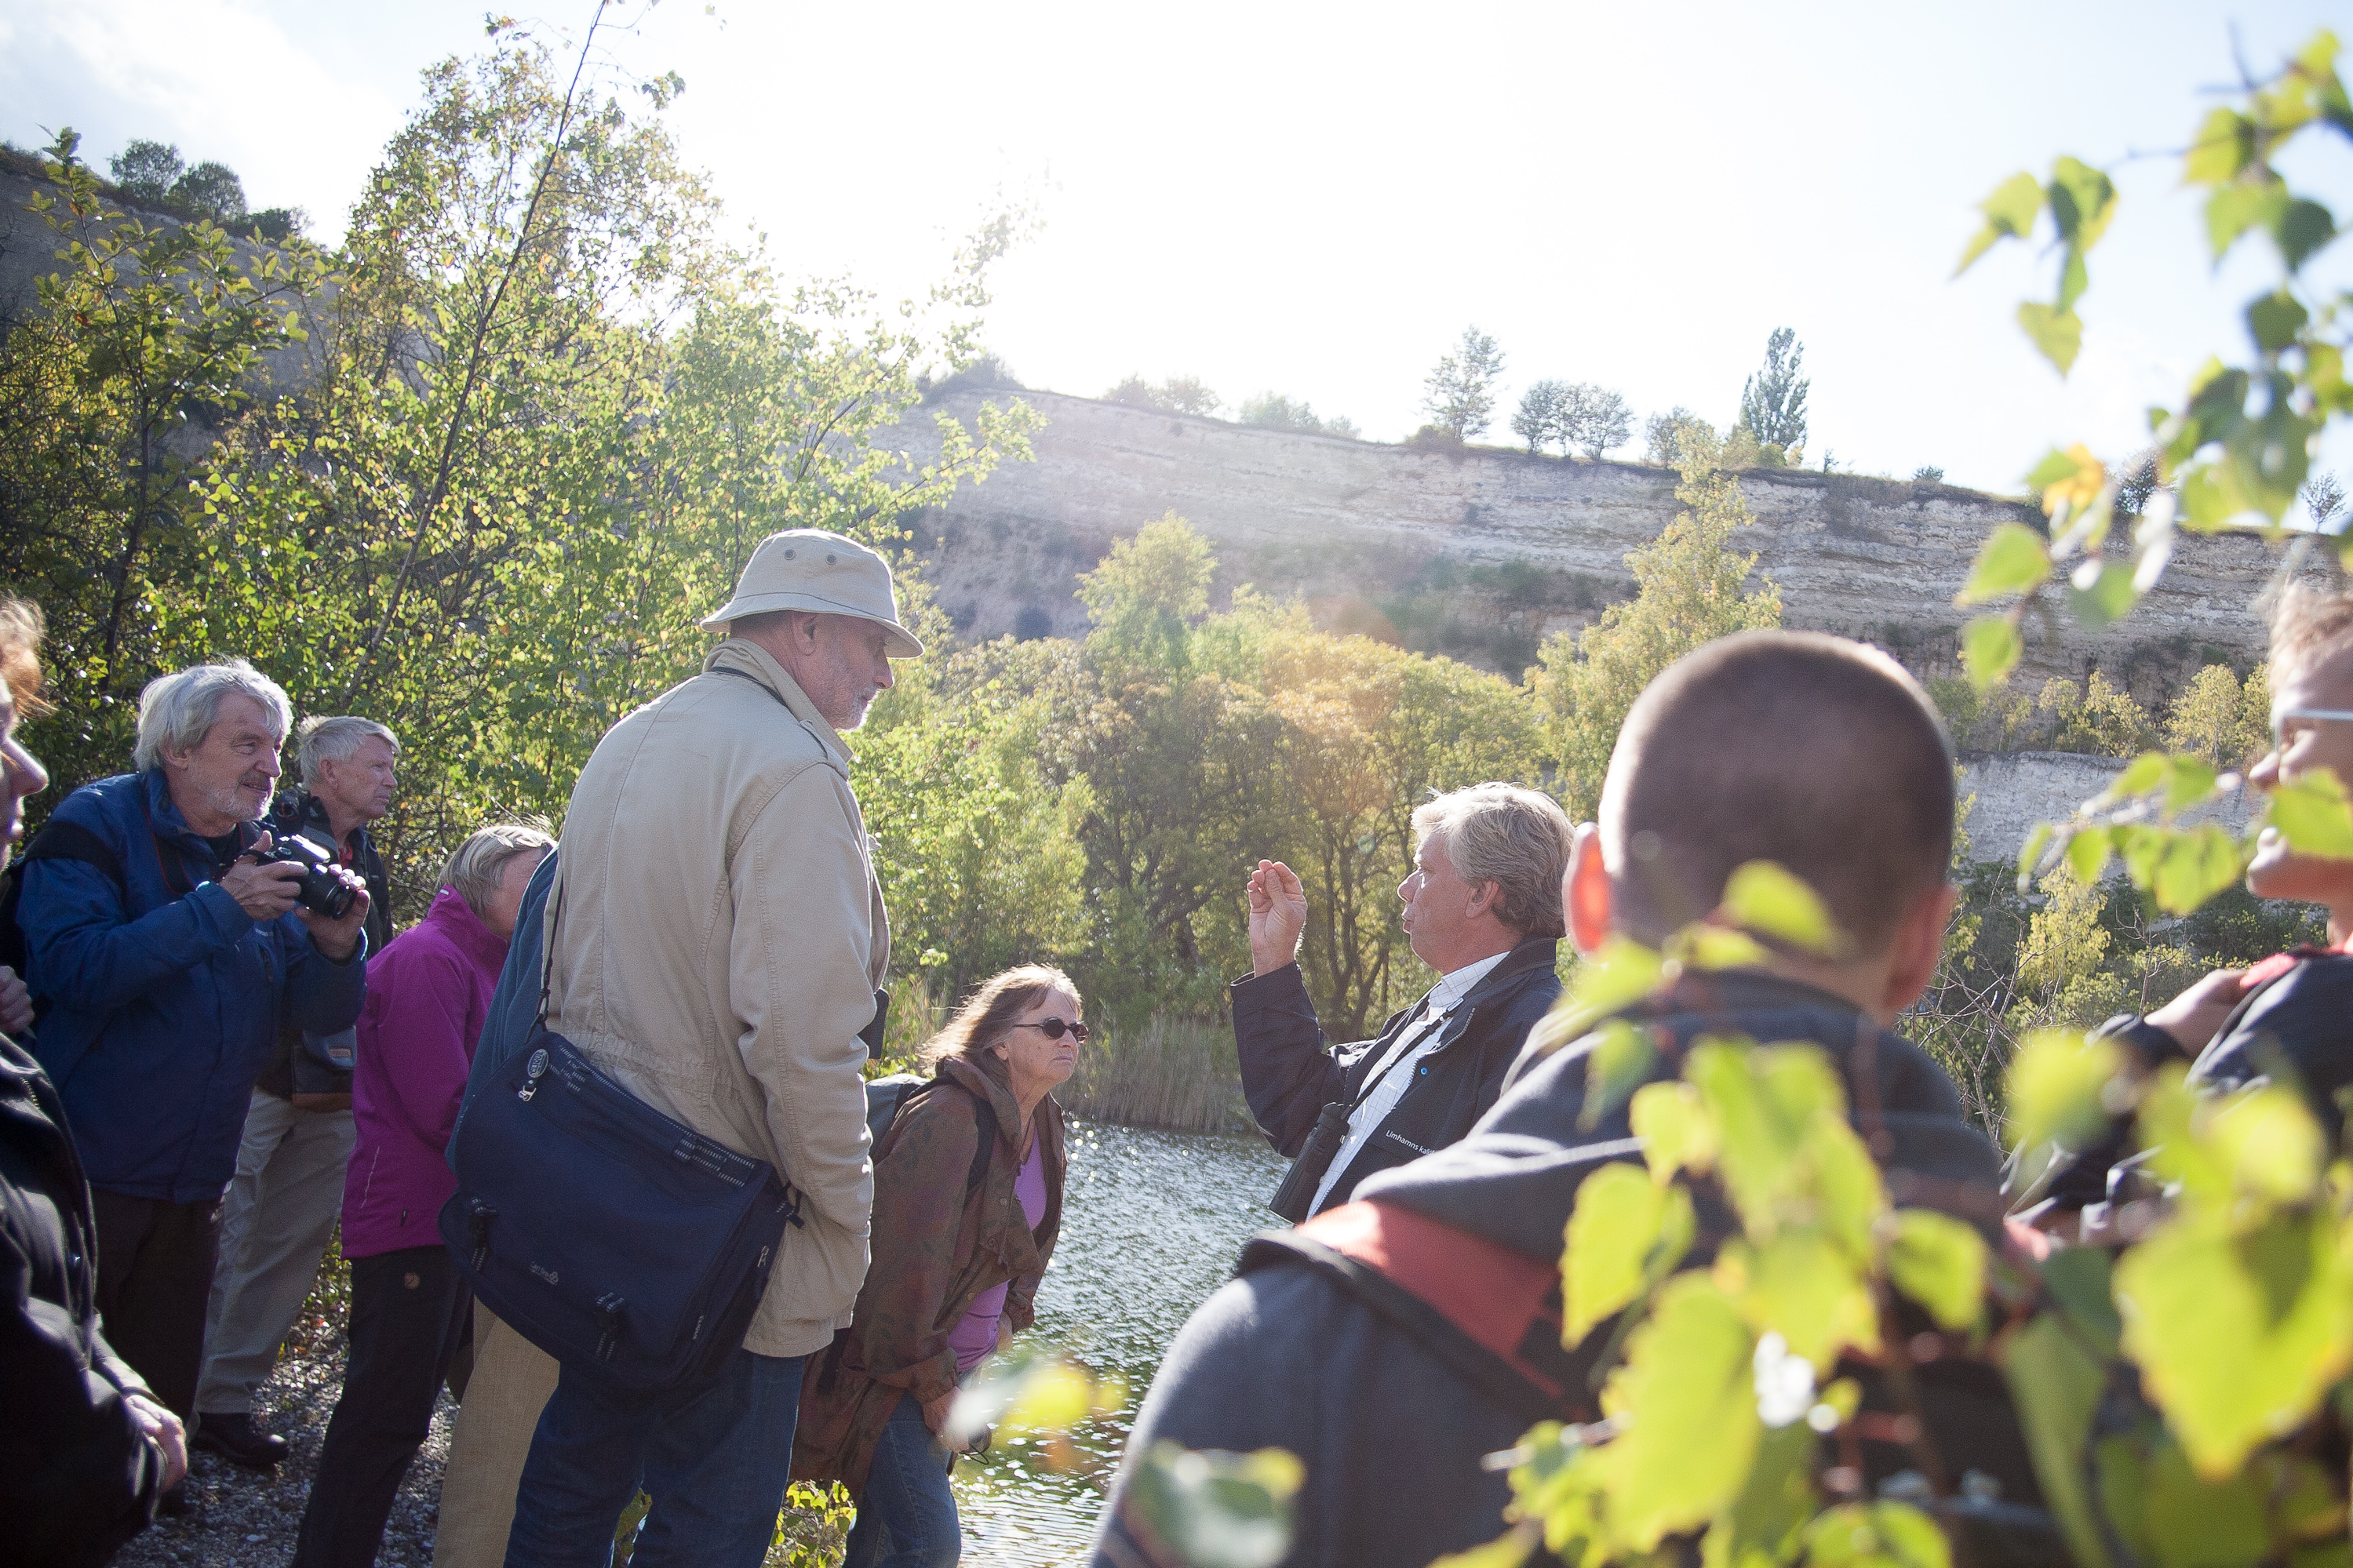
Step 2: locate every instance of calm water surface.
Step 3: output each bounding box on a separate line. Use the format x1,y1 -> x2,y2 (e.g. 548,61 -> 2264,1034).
950,1119 -> 1287,1566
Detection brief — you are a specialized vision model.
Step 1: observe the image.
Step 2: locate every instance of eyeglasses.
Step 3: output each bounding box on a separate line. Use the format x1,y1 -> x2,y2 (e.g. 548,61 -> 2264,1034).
1011,1017 -> 1090,1044
2271,708 -> 2353,746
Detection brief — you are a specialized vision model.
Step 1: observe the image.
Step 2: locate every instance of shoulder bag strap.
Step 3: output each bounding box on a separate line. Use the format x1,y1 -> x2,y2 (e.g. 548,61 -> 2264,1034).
536,871 -> 566,1033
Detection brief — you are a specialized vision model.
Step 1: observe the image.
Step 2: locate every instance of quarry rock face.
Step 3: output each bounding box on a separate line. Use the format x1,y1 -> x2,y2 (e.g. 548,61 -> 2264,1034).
1954,751 -> 2258,872
892,387 -> 2321,706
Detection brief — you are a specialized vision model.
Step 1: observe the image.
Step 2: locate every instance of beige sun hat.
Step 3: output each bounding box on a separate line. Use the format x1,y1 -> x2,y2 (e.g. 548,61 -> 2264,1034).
698,529 -> 924,658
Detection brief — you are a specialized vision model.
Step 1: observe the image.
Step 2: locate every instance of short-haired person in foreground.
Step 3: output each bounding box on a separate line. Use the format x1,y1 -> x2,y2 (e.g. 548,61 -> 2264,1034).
0,597 -> 190,1565
1239,783 -> 1572,1221
20,660 -> 370,1508
499,529 -> 915,1568
2027,581 -> 2353,1222
1092,631 -> 2039,1568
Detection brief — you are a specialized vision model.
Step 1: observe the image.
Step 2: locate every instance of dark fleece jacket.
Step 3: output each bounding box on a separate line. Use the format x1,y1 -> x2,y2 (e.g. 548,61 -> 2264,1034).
1,1033 -> 167,1566
2031,948 -> 2353,1213
1092,974 -> 2045,1568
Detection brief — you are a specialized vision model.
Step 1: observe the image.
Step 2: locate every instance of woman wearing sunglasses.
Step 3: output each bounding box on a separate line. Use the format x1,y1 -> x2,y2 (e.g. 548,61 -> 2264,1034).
793,965 -> 1080,1566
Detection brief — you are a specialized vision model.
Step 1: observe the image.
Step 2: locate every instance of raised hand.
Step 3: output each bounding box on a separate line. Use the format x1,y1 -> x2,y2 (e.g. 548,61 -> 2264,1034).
1247,860 -> 1309,977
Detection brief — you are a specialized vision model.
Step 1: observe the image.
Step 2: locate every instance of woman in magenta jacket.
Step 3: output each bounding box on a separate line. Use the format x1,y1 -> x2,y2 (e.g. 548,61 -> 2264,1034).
293,824 -> 552,1568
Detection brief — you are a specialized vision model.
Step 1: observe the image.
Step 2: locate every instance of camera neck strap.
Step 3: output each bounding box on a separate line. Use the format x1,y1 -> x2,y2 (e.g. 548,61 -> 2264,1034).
144,791 -> 260,900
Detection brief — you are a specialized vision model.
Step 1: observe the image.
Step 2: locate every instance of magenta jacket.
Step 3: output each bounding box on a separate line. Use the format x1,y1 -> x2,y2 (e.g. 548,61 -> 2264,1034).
341,887 -> 510,1260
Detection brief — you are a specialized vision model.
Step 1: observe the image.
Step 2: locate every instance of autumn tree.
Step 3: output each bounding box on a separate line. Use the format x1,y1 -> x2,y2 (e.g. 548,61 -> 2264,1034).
1259,631 -> 1543,1035
2164,662 -> 2270,767
1531,425 -> 1783,815
2034,670 -> 2154,755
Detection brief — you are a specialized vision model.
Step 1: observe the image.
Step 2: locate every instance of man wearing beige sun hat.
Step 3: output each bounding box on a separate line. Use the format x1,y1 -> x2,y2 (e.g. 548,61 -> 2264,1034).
435,529 -> 920,1568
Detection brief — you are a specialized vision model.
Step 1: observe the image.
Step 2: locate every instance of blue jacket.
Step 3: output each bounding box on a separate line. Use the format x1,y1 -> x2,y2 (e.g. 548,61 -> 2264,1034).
21,771 -> 369,1203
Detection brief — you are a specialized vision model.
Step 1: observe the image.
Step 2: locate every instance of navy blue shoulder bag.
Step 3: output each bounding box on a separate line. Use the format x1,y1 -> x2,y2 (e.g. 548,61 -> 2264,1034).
439,875 -> 800,1392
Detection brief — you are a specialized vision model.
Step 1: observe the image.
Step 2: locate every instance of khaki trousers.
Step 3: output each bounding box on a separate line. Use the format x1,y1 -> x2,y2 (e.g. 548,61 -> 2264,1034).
196,1090 -> 355,1415
432,1305 -> 559,1568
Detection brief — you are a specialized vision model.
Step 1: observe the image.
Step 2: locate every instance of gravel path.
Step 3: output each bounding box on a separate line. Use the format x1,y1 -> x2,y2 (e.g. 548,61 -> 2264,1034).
114,1294 -> 456,1568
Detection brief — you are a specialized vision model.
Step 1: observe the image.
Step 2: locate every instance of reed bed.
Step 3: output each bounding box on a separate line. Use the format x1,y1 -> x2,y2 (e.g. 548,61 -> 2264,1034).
1057,1014 -> 1255,1137
874,980 -> 1252,1137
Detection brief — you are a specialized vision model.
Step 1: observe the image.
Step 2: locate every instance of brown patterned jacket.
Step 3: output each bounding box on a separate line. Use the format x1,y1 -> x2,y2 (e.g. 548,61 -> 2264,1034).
792,1053 -> 1065,1496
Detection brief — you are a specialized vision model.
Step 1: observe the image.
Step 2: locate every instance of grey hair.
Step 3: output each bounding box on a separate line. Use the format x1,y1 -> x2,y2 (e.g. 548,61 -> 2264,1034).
297,715 -> 399,784
1409,782 -> 1574,940
441,824 -> 555,925
133,660 -> 293,773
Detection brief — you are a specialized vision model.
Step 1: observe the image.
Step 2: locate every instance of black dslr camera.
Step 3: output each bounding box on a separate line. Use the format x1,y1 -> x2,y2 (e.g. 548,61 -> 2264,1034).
248,833 -> 359,919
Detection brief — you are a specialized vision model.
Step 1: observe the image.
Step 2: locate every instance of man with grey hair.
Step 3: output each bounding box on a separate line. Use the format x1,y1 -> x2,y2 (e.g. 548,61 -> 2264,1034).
192,713 -> 399,1468
22,660 -> 370,1495
475,529 -> 915,1568
1237,780 -> 1572,1220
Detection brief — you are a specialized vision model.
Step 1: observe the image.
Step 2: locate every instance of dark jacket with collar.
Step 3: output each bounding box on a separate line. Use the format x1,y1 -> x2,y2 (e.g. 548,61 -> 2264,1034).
1099,974 -> 2037,1568
2031,949 -> 2353,1213
21,770 -> 370,1202
251,788 -> 395,1103
0,1032 -> 168,1564
1234,937 -> 1561,1217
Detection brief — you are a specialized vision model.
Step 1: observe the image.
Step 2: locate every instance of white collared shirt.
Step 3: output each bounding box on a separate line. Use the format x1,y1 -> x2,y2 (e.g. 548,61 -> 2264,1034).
1307,950 -> 1511,1216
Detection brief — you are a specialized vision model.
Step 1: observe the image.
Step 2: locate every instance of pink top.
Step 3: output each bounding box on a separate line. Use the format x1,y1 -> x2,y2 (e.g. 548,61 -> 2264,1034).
947,1136 -> 1048,1373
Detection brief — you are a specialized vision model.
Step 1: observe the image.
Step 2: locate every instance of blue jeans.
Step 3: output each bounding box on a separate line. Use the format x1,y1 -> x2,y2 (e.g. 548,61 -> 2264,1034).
503,1348 -> 807,1568
842,1393 -> 961,1568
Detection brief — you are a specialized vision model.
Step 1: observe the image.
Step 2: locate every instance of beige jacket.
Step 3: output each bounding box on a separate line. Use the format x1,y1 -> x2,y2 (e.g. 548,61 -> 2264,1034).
548,637 -> 887,1358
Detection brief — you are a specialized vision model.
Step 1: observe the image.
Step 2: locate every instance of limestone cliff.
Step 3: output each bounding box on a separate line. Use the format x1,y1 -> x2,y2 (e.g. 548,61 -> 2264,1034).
891,387 -> 2325,708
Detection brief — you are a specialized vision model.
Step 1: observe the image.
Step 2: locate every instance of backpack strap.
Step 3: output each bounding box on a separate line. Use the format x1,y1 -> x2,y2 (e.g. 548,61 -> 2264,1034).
20,820 -> 123,882
1238,1199 -> 1593,1428
2,820 -> 129,980
898,1076 -> 998,1195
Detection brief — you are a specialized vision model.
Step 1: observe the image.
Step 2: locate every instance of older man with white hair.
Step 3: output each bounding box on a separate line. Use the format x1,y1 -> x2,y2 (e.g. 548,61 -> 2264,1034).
193,714 -> 399,1470
20,660 -> 371,1490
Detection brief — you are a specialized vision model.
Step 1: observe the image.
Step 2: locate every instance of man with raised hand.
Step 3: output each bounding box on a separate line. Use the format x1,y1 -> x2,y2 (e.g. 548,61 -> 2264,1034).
500,529 -> 914,1568
194,714 -> 399,1471
1237,783 -> 1572,1222
1095,632 -> 2034,1568
20,660 -> 370,1508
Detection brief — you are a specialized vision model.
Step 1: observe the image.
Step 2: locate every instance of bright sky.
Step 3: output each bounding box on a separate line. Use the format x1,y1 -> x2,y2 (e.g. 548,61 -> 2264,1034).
3,0 -> 2348,502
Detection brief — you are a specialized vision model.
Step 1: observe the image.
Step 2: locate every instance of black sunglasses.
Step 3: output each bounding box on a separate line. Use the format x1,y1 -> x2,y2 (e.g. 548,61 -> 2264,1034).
1011,1017 -> 1090,1044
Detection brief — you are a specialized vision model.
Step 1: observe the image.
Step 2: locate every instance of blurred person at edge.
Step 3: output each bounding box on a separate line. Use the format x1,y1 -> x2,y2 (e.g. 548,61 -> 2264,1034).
488,529 -> 913,1568
2023,580 -> 2353,1222
0,597 -> 191,1564
792,966 -> 1075,1568
293,823 -> 552,1568
19,659 -> 370,1512
195,715 -> 399,1472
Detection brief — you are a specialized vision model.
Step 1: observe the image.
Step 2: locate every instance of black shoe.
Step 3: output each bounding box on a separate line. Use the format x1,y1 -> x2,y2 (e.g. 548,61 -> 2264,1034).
193,1411 -> 287,1470
157,1482 -> 189,1517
